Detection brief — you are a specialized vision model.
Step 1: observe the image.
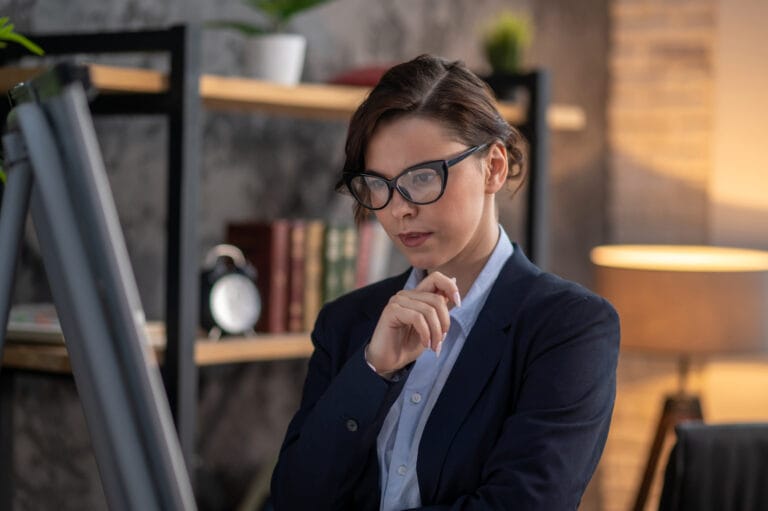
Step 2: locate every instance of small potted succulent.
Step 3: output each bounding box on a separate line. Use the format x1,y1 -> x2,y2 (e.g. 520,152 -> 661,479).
210,0 -> 335,85
481,11 -> 533,100
483,11 -> 533,75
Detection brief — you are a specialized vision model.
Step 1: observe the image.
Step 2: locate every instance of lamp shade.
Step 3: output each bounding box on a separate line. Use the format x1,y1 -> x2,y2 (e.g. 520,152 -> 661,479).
591,245 -> 768,355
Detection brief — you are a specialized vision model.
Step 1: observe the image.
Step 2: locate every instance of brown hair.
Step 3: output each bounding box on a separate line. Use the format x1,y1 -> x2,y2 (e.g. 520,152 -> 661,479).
337,54 -> 526,224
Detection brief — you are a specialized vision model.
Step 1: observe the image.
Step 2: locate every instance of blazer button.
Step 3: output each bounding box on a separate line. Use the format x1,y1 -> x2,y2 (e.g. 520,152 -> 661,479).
346,419 -> 359,432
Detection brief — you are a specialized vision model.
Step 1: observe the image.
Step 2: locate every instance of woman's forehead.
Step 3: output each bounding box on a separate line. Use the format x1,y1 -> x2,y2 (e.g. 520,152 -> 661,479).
365,116 -> 464,173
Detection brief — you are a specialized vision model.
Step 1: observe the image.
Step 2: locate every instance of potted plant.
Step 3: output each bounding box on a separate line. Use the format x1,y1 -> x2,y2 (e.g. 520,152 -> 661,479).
482,11 -> 533,75
209,0 -> 335,85
481,11 -> 533,101
0,17 -> 44,205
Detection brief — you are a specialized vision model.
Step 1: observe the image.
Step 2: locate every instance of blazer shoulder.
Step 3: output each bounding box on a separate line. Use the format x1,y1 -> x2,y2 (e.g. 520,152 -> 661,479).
524,269 -> 618,324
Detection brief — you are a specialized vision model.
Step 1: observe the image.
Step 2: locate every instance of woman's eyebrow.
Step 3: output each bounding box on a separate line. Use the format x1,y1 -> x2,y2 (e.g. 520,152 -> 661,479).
366,158 -> 443,177
360,168 -> 389,178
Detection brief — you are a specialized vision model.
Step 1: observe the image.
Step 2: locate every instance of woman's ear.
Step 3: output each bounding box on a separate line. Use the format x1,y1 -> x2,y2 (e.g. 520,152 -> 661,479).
484,141 -> 509,194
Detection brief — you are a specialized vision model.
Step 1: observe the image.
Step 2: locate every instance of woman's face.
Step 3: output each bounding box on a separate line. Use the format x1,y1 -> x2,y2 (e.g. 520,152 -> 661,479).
365,116 -> 505,277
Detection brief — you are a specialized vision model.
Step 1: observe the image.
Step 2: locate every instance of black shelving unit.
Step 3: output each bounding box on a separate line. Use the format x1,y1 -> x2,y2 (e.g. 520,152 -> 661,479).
484,72 -> 550,269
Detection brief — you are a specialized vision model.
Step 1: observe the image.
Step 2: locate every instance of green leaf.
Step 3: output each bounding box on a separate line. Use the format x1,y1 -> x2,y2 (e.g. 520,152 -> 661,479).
482,12 -> 532,74
243,0 -> 334,30
0,17 -> 45,55
205,20 -> 267,36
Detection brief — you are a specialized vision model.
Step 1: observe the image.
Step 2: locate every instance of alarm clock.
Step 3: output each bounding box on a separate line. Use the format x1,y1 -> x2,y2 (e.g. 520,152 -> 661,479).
200,244 -> 261,338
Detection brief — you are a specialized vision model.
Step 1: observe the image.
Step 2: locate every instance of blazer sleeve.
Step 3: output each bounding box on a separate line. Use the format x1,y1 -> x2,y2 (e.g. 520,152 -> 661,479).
270,304 -> 399,510
410,291 -> 620,511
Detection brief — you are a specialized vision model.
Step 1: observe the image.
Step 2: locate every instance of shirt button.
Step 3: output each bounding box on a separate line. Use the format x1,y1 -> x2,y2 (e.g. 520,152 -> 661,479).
397,465 -> 407,476
346,419 -> 358,432
410,392 -> 422,404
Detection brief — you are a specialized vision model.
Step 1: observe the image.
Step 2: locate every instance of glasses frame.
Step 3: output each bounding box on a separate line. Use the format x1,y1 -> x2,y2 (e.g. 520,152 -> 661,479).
343,143 -> 489,211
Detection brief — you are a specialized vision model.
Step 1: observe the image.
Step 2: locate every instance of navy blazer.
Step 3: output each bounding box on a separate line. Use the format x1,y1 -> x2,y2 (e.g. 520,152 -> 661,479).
271,245 -> 620,510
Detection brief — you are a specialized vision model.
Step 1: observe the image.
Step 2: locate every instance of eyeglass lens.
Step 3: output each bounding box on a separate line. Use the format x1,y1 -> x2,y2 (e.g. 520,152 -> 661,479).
349,165 -> 444,209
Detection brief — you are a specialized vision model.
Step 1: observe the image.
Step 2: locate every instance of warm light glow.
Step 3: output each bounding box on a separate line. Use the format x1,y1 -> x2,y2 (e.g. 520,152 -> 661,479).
590,245 -> 768,272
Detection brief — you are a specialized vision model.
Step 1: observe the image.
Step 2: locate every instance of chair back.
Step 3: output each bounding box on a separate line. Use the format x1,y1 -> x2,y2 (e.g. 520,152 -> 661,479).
659,422 -> 768,511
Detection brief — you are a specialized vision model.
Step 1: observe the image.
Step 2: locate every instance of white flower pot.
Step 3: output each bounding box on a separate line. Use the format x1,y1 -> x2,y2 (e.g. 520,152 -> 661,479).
246,33 -> 307,85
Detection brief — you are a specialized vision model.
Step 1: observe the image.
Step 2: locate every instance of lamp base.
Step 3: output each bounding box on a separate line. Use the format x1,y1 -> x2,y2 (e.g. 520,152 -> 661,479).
632,393 -> 703,511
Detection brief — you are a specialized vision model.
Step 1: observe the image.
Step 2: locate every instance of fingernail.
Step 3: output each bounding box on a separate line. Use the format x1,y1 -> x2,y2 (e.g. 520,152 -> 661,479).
453,291 -> 462,308
435,340 -> 444,357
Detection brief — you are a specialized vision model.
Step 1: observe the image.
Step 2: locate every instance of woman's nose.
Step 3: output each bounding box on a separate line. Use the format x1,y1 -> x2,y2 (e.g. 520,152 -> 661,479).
387,189 -> 417,218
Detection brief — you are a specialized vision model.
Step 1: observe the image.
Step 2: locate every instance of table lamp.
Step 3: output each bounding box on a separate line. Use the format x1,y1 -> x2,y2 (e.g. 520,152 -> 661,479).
590,245 -> 768,511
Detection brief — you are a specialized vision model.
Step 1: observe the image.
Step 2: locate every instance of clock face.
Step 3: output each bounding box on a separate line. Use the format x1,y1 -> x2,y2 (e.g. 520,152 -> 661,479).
209,273 -> 261,334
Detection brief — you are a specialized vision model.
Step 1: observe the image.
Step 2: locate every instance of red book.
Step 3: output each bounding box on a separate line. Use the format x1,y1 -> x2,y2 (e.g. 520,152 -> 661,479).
227,220 -> 290,333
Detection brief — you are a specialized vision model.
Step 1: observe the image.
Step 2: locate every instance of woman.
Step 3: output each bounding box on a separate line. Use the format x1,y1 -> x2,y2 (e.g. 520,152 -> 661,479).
271,55 -> 619,510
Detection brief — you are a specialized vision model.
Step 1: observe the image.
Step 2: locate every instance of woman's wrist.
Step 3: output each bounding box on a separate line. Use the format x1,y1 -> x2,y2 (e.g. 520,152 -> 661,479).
364,344 -> 397,380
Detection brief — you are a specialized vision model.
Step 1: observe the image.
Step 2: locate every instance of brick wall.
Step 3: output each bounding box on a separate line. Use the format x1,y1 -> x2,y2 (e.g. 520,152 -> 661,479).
608,0 -> 716,245
604,0 -> 717,509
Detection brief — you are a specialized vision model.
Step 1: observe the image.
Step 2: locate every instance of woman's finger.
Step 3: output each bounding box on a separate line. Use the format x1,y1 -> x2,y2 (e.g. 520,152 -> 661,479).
392,290 -> 451,338
390,302 -> 432,349
415,271 -> 461,308
391,293 -> 446,348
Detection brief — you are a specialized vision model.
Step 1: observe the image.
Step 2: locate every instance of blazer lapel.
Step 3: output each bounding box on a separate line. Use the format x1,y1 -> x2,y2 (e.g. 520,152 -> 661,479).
417,246 -> 542,502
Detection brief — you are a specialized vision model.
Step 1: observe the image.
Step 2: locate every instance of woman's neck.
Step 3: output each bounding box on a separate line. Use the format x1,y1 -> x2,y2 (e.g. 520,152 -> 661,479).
433,222 -> 500,298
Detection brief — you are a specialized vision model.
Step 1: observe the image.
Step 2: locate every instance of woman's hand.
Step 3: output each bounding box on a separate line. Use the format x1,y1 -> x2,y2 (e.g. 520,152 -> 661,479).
365,271 -> 461,377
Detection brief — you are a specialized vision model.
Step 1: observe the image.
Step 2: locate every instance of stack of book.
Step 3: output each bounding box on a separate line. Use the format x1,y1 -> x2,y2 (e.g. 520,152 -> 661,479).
227,219 -> 395,334
6,303 -> 166,346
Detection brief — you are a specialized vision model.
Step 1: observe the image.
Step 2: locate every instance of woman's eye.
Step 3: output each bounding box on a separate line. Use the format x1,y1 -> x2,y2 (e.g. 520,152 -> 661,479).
410,171 -> 436,186
366,178 -> 388,191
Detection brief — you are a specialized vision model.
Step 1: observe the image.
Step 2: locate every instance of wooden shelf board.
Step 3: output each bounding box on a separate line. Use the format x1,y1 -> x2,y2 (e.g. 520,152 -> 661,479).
193,334 -> 314,365
0,64 -> 585,130
2,333 -> 314,373
200,74 -> 369,120
1,343 -> 72,374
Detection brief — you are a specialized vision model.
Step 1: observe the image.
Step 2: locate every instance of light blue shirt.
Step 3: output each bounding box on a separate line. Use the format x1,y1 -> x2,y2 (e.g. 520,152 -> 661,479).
376,226 -> 514,511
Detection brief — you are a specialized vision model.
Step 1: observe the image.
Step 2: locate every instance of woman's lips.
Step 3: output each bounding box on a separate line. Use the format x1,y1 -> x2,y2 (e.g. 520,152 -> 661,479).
398,232 -> 432,248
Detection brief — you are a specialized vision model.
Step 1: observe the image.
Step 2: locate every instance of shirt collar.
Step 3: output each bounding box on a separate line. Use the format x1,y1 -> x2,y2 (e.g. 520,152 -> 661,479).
403,225 -> 514,334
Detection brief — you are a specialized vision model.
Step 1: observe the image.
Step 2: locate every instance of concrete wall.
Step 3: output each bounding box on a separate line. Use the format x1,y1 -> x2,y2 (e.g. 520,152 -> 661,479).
1,0 -> 611,509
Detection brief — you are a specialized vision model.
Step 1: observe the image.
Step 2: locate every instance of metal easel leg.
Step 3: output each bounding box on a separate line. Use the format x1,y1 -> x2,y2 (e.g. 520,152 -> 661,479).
17,97 -> 194,510
0,131 -> 34,357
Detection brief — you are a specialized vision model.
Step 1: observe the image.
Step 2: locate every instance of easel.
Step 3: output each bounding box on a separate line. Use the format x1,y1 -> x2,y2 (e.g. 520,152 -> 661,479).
0,64 -> 195,509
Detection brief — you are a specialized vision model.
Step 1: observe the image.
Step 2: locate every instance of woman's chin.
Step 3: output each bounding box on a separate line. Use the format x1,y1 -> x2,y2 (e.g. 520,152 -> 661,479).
404,252 -> 445,272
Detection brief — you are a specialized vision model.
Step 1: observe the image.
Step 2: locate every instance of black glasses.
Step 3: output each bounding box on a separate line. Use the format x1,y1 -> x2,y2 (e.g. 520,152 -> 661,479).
344,143 -> 488,210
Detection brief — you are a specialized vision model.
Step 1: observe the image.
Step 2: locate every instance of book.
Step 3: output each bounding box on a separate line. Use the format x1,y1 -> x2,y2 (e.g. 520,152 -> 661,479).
367,219 -> 395,284
287,220 -> 306,333
303,220 -> 325,332
227,220 -> 291,333
355,220 -> 374,288
323,225 -> 344,303
6,303 -> 165,346
341,225 -> 358,294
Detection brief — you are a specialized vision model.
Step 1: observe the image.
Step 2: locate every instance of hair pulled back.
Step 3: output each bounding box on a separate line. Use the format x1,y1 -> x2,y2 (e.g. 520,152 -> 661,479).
338,54 -> 525,224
